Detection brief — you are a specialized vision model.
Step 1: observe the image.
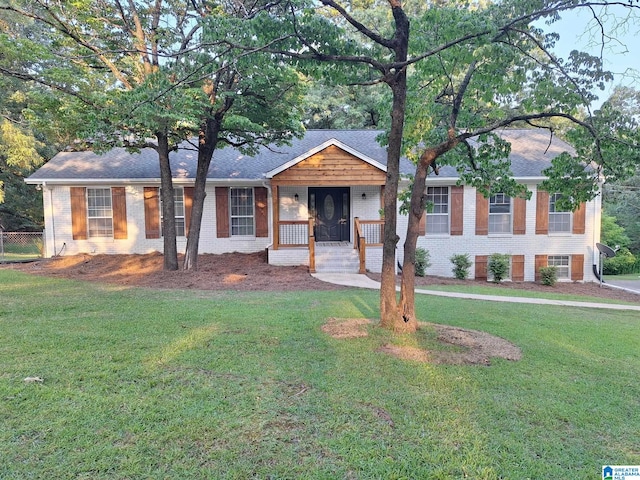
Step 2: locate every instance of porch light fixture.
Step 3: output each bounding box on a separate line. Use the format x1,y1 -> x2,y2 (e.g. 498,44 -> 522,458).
361,192 -> 367,200
294,193 -> 299,202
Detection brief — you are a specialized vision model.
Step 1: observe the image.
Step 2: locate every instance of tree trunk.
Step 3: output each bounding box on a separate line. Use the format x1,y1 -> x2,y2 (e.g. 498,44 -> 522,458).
183,118 -> 222,271
157,131 -> 178,271
379,4 -> 411,332
398,150 -> 432,328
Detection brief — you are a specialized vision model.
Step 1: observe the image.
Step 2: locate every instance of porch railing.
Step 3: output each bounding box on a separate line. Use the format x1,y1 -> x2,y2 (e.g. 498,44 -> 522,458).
276,217 -> 383,274
354,218 -> 384,274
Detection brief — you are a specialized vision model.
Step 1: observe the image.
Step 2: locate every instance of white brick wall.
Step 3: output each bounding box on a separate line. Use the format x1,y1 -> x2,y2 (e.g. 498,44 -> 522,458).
42,182 -> 600,282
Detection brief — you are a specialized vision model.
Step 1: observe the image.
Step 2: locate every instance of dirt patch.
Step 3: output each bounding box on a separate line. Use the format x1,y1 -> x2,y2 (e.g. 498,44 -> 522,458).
322,318 -> 521,365
321,317 -> 372,339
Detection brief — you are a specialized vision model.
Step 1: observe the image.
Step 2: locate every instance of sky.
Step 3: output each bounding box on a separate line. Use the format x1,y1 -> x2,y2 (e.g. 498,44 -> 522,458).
539,6 -> 639,108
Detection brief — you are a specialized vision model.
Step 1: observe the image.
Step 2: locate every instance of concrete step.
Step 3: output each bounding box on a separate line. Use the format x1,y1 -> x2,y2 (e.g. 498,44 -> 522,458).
314,246 -> 360,273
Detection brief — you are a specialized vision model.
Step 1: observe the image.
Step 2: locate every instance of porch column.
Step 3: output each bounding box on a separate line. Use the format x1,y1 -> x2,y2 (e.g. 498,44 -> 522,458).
272,184 -> 279,250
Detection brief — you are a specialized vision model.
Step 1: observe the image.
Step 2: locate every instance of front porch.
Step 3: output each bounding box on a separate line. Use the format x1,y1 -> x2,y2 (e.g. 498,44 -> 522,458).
268,217 -> 385,274
265,140 -> 389,274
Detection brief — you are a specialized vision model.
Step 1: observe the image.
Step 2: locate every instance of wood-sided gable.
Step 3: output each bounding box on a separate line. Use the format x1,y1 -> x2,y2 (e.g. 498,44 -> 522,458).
270,144 -> 386,187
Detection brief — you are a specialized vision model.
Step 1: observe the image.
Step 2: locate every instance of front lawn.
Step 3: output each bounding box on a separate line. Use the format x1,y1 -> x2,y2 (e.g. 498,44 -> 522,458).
1,270 -> 638,479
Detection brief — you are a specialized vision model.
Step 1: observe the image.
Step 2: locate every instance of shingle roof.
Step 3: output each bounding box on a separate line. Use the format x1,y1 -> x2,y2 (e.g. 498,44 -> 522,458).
27,128 -> 573,183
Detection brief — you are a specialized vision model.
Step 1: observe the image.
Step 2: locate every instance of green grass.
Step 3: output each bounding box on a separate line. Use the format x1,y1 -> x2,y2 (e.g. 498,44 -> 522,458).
607,273 -> 640,281
420,282 -> 640,304
1,270 -> 639,479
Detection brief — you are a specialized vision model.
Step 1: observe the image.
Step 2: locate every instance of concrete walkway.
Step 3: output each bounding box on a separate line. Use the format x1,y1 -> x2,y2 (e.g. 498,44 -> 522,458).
312,273 -> 640,312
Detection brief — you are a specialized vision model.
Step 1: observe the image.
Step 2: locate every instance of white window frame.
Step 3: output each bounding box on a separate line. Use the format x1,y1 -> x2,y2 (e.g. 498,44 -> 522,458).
549,193 -> 571,233
160,187 -> 185,237
230,187 -> 255,237
548,255 -> 570,279
489,193 -> 512,234
87,187 -> 113,238
426,186 -> 449,235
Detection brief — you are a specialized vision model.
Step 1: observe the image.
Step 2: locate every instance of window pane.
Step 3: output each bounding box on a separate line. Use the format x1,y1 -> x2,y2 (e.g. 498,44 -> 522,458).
426,186 -> 449,235
549,193 -> 571,232
87,188 -> 113,237
230,188 -> 254,236
489,193 -> 511,233
548,255 -> 570,279
160,187 -> 185,237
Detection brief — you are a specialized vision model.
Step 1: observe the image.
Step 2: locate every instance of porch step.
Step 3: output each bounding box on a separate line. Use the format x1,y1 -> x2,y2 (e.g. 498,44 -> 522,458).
314,244 -> 361,273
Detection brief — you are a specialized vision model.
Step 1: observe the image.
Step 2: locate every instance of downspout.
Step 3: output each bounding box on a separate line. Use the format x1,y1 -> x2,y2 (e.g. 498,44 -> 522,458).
46,183 -> 58,257
592,181 -> 604,281
262,181 -> 273,250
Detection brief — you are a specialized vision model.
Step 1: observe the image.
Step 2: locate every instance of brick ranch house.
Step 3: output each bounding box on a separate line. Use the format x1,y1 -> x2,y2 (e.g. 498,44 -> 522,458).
26,129 -> 601,282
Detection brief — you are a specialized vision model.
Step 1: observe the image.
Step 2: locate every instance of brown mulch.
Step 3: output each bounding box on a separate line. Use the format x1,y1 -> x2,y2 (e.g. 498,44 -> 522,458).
3,251 -> 639,302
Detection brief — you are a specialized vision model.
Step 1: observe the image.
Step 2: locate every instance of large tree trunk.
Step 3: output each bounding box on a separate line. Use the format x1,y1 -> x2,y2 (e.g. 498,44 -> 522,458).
183,118 -> 222,271
398,151 -> 432,326
157,131 -> 178,271
379,4 -> 411,332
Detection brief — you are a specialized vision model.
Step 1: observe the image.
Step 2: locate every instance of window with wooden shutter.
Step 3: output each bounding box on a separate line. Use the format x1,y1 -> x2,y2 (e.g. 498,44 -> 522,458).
254,187 -> 268,238
572,203 -> 586,234
143,187 -> 160,239
513,197 -> 526,235
450,186 -> 463,236
475,191 -> 488,235
571,254 -> 584,281
215,187 -> 230,238
512,255 -> 525,281
475,255 -> 488,280
425,186 -> 448,234
70,187 -> 88,240
112,187 -> 128,240
535,190 -> 549,234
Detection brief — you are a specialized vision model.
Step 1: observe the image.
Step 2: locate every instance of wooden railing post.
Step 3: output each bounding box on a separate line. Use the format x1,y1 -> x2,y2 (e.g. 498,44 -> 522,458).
358,236 -> 366,273
308,217 -> 315,273
272,185 -> 279,250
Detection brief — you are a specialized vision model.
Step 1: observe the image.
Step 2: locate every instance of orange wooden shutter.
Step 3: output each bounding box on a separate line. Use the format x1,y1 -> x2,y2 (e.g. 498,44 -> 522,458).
143,187 -> 160,239
535,190 -> 549,234
512,255 -> 525,281
572,202 -> 586,234
475,255 -> 488,280
450,186 -> 463,235
70,187 -> 88,240
571,254 -> 584,281
215,187 -> 230,238
513,197 -> 526,235
183,186 -> 194,236
254,186 -> 268,238
112,187 -> 128,239
418,210 -> 426,236
534,254 -> 548,282
475,191 -> 488,235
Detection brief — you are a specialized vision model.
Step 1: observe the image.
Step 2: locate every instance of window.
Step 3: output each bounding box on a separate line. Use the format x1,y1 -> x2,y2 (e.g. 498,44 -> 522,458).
161,187 -> 185,237
426,186 -> 449,234
548,255 -> 570,279
87,188 -> 113,237
489,193 -> 511,234
549,193 -> 571,233
230,187 -> 254,236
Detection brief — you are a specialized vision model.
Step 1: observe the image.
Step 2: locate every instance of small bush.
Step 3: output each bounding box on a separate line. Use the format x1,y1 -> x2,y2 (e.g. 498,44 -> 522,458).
488,253 -> 510,283
415,248 -> 431,277
539,266 -> 558,286
450,254 -> 472,280
603,249 -> 638,275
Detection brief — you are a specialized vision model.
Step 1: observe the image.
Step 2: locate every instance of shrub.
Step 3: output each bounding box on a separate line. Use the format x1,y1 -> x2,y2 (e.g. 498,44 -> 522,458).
488,253 -> 510,283
603,249 -> 638,275
450,254 -> 472,280
415,248 -> 431,277
539,265 -> 558,286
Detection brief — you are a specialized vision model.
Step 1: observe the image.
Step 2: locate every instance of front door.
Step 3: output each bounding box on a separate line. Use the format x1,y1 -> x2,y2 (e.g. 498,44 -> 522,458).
310,187 -> 350,242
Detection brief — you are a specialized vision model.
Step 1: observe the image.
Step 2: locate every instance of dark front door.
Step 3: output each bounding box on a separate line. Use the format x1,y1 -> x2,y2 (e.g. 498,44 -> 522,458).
310,187 -> 350,242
